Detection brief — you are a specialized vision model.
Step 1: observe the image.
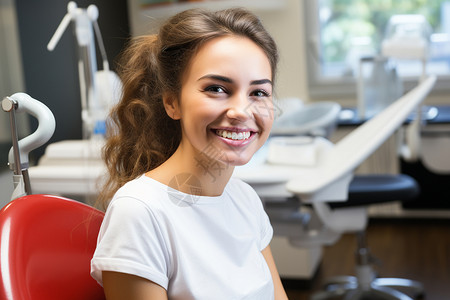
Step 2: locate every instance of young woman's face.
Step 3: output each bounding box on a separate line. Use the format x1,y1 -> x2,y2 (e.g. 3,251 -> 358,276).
170,35 -> 274,167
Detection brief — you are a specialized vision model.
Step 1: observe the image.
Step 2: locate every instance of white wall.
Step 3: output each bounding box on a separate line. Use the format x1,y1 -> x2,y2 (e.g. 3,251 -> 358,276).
256,0 -> 308,102
0,0 -> 27,143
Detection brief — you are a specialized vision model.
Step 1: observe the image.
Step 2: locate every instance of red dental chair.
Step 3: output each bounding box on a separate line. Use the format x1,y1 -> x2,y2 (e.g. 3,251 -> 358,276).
1,93 -> 105,299
0,194 -> 105,300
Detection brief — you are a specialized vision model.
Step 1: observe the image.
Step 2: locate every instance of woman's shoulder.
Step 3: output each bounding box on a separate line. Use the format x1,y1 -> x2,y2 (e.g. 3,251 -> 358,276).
109,175 -> 169,210
227,177 -> 257,195
225,177 -> 262,208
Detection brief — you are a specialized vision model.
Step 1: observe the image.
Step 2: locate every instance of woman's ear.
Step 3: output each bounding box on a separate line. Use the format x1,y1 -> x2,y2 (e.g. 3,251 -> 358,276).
163,93 -> 181,120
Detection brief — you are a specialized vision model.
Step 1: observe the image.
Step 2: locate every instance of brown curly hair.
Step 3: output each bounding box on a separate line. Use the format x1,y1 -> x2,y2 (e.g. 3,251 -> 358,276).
96,7 -> 279,210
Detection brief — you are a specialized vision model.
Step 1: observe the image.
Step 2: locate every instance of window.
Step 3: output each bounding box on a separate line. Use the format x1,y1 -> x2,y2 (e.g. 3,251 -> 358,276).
304,0 -> 450,99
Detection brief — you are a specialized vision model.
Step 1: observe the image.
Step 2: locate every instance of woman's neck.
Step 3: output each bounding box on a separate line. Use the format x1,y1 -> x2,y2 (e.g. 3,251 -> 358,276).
146,145 -> 234,197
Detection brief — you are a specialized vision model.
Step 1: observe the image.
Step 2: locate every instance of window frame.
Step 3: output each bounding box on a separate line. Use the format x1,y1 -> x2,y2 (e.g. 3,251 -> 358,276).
303,0 -> 450,100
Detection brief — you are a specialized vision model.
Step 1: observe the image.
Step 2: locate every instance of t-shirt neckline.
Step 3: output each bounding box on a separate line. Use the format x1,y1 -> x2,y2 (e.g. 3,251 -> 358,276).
140,174 -> 229,205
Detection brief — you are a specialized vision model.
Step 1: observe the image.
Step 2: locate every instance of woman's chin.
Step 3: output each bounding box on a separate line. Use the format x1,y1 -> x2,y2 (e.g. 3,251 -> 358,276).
221,155 -> 252,167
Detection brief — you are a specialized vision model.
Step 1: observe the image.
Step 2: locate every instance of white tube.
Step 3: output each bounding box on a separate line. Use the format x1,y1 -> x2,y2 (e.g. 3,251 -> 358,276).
47,13 -> 72,51
7,93 -> 56,170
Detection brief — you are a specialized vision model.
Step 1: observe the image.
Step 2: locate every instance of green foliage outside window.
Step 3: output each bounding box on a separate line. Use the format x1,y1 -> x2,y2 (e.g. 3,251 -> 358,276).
321,0 -> 448,63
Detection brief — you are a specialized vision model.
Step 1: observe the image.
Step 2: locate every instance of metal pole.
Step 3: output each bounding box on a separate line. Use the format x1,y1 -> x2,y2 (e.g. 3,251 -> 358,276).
2,97 -> 22,176
22,169 -> 32,195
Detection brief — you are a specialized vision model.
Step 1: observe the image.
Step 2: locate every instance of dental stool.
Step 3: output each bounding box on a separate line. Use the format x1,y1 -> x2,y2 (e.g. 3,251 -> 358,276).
266,174 -> 424,300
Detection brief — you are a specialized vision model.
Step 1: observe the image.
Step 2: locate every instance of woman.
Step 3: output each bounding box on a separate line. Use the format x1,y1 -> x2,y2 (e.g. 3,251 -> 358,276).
91,7 -> 288,300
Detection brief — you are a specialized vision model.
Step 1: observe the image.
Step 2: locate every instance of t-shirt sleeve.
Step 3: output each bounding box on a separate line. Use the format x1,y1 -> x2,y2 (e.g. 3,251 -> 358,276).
256,195 -> 273,251
90,196 -> 170,289
236,179 -> 273,251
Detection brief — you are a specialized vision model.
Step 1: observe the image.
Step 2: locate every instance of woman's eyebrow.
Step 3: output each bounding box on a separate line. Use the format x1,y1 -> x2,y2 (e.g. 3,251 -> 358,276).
198,74 -> 233,83
250,79 -> 272,86
198,75 -> 272,86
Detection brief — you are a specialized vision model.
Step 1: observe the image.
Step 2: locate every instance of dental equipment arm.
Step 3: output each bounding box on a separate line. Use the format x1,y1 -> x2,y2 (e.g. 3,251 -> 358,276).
47,2 -> 108,139
286,75 -> 436,203
47,2 -> 98,52
2,93 -> 55,200
48,2 -> 105,70
47,2 -> 76,51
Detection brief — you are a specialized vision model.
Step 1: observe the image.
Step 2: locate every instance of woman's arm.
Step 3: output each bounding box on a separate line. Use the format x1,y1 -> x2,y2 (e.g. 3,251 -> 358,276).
262,246 -> 289,300
102,271 -> 168,300
102,249 -> 286,300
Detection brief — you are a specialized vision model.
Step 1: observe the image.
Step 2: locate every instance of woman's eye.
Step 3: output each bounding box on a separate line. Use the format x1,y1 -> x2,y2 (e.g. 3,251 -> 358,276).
251,89 -> 270,98
203,85 -> 226,94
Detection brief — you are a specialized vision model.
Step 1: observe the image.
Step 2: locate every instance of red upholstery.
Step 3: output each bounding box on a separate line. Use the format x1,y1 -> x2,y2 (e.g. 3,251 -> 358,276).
0,194 -> 105,300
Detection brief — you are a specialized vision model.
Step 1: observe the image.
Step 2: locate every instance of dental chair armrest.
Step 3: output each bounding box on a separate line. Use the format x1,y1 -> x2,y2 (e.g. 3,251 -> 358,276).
286,76 -> 436,202
286,171 -> 353,203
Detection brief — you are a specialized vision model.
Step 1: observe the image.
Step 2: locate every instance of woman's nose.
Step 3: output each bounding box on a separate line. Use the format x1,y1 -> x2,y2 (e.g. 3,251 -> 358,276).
226,94 -> 251,121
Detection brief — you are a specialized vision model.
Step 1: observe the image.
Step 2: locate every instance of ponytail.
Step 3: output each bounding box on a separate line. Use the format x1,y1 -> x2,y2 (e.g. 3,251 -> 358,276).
97,35 -> 181,209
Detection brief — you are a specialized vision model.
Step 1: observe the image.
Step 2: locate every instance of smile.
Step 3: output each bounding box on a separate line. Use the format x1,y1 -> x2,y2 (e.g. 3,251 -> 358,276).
215,129 -> 251,140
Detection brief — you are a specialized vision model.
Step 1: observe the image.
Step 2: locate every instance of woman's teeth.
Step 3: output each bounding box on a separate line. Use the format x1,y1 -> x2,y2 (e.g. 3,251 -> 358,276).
215,129 -> 251,140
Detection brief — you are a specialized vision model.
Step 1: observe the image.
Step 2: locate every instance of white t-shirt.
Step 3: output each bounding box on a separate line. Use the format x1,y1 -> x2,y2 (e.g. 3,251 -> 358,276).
91,175 -> 274,300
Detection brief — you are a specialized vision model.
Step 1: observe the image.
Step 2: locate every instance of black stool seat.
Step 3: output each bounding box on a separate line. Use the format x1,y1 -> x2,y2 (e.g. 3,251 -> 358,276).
330,174 -> 420,208
265,174 -> 419,212
264,174 -> 420,226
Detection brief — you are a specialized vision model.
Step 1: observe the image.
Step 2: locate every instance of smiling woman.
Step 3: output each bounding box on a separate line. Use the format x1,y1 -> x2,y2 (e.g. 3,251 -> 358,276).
90,7 -> 288,300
